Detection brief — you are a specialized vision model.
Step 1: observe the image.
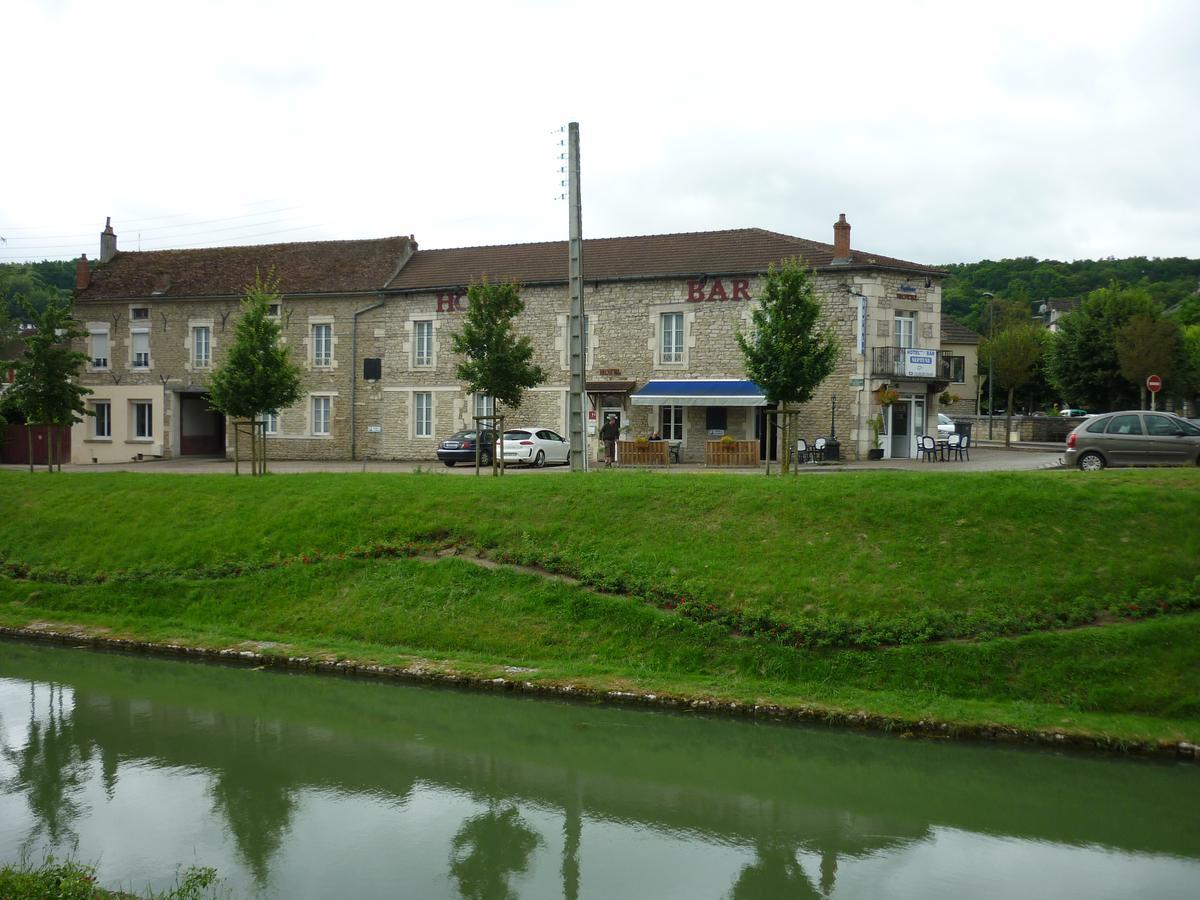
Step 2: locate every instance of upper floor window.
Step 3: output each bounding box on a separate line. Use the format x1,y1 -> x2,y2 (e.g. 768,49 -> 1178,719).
192,326 -> 211,368
414,320 -> 433,367
661,313 -> 684,364
132,330 -> 150,369
268,304 -> 281,318
90,331 -> 109,369
131,307 -> 150,321
949,355 -> 966,384
894,312 -> 916,349
312,324 -> 332,367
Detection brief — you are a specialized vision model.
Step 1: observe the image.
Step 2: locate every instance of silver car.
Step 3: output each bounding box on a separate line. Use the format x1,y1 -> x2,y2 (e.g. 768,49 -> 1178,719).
1065,411 -> 1200,470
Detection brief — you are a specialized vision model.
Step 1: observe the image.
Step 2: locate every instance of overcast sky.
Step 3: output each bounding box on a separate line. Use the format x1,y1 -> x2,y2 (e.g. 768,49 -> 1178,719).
2,0 -> 1197,267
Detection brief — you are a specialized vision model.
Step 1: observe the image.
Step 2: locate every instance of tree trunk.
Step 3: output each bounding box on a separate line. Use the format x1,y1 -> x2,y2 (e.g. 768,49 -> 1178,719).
262,429 -> 269,476
234,423 -> 240,476
46,425 -> 53,473
1005,388 -> 1015,447
250,425 -> 258,476
1139,386 -> 1147,410
27,426 -> 33,474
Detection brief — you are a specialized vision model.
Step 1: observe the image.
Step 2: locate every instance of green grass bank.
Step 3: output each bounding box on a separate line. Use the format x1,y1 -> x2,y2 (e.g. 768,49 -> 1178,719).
2,467 -> 1199,749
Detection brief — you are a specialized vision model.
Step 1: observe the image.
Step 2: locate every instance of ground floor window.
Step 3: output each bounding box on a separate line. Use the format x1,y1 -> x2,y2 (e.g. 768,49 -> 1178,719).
705,406 -> 727,433
474,393 -> 494,420
415,392 -> 433,437
93,401 -> 111,438
133,401 -> 153,439
262,411 -> 279,435
312,396 -> 331,435
660,405 -> 683,440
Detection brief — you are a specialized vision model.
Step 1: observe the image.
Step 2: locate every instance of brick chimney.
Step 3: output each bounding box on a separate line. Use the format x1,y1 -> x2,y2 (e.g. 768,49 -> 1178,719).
832,213 -> 851,262
75,254 -> 91,291
100,217 -> 117,263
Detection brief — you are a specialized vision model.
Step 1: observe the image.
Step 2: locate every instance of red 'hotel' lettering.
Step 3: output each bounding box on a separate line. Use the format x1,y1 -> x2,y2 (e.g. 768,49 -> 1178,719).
436,292 -> 468,312
686,279 -> 752,302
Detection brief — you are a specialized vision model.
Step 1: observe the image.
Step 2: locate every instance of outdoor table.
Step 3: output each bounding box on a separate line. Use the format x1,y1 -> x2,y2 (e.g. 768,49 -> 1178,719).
936,439 -> 950,461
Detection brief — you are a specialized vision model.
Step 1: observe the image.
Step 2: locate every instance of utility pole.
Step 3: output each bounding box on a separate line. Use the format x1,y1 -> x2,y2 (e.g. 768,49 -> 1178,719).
983,291 -> 995,440
567,122 -> 587,471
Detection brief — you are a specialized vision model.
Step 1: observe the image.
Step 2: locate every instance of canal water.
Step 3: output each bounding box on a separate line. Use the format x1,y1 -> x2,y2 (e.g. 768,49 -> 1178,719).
1,641 -> 1197,899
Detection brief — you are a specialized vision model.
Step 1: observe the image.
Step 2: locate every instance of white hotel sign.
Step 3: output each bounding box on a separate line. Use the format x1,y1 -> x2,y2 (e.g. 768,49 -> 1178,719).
903,349 -> 937,378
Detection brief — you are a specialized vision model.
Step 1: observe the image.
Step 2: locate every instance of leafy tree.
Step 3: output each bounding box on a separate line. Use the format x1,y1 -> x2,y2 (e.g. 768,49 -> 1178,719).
1114,315 -> 1181,409
1046,284 -> 1160,410
1180,324 -> 1200,415
451,279 -> 546,409
981,324 -> 1045,446
737,258 -> 839,470
0,264 -> 66,321
207,272 -> 302,475
6,296 -> 91,471
737,258 -> 839,406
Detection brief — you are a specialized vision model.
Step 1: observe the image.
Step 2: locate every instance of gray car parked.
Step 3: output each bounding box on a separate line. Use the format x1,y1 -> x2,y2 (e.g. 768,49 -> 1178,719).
1064,411 -> 1200,470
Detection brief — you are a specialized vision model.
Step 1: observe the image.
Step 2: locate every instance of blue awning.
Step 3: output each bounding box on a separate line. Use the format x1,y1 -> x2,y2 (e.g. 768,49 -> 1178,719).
630,380 -> 767,407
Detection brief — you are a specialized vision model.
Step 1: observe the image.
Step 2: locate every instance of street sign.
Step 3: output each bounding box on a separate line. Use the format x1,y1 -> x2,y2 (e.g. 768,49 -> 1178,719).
1147,374 -> 1162,394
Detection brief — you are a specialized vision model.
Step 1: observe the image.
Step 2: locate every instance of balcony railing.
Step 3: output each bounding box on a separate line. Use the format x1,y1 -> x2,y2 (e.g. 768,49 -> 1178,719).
871,346 -> 951,381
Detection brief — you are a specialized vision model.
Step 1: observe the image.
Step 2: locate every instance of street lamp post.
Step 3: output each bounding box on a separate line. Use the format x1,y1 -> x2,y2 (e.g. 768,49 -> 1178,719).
982,292 -> 995,440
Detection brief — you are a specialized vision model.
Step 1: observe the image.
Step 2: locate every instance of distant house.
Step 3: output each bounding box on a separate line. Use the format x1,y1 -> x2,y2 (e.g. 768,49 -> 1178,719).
939,316 -> 982,416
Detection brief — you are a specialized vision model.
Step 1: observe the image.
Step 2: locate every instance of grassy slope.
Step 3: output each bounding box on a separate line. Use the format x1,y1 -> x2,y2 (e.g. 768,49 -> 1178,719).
2,468 -> 1199,743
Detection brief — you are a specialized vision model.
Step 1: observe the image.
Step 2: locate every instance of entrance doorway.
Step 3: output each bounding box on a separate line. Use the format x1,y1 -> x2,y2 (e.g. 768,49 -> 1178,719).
885,396 -> 925,459
179,393 -> 225,455
755,405 -> 779,461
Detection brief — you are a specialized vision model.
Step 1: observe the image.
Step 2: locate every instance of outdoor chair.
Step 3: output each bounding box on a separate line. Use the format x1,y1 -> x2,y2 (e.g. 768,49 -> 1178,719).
793,439 -> 812,465
951,434 -> 970,461
945,433 -> 962,460
812,437 -> 827,462
918,435 -> 940,462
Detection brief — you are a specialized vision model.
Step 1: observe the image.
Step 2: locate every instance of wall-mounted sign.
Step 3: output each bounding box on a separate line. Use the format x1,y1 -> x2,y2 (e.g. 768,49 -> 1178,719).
848,376 -> 864,387
598,368 -> 621,377
687,279 -> 752,302
436,292 -> 468,312
903,349 -> 937,377
367,425 -> 382,433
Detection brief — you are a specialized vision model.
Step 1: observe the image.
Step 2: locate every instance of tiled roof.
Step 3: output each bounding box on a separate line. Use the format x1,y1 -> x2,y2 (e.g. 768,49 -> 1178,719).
386,228 -> 942,291
75,236 -> 415,301
941,315 -> 982,345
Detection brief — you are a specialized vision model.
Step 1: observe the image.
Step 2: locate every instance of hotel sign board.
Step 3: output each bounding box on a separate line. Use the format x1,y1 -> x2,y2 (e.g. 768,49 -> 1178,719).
903,349 -> 937,378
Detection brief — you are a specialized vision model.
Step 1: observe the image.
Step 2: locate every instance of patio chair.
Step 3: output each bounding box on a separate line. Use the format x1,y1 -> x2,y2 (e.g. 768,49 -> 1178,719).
793,439 -> 812,465
945,433 -> 962,461
918,435 -> 940,462
812,437 -> 827,462
951,434 -> 970,461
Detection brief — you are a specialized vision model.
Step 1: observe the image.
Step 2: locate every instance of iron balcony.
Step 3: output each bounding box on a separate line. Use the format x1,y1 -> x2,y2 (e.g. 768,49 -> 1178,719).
871,346 -> 952,382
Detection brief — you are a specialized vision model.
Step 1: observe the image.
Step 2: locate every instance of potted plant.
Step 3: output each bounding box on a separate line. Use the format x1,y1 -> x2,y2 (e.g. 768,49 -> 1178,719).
878,388 -> 900,407
868,413 -> 885,460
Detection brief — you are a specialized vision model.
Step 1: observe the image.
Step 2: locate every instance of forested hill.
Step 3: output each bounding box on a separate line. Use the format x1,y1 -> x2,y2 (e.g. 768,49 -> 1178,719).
940,256 -> 1200,332
1,259 -> 76,320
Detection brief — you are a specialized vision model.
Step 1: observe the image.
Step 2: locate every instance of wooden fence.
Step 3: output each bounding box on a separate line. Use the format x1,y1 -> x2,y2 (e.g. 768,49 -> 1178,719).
704,440 -> 759,467
616,440 -> 669,466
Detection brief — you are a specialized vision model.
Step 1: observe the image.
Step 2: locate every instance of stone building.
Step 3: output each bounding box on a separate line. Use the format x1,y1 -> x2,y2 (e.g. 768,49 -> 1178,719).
939,315 -> 983,417
70,216 -> 949,464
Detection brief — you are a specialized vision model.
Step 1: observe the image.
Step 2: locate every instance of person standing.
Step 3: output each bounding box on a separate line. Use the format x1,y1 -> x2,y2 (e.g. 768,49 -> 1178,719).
599,414 -> 620,468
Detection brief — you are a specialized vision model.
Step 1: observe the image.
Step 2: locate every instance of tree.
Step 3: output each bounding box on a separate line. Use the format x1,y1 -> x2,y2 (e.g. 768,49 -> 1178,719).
1176,323 -> 1200,415
737,258 -> 839,469
981,324 -> 1044,446
1046,284 -> 1160,410
451,279 -> 546,410
6,296 -> 91,472
1114,315 -> 1181,409
207,272 -> 302,475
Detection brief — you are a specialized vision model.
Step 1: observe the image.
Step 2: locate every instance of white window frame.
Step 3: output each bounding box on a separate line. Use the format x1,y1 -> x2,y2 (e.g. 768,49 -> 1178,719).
949,355 -> 966,384
415,391 -> 433,438
894,312 -> 916,349
661,312 -> 684,364
262,411 -> 279,435
93,401 -> 111,439
192,325 -> 211,368
474,393 -> 494,420
413,320 -> 434,367
89,330 -> 109,370
131,329 -> 150,369
132,401 -> 153,440
312,396 -> 331,436
660,405 -> 684,441
312,323 -> 333,368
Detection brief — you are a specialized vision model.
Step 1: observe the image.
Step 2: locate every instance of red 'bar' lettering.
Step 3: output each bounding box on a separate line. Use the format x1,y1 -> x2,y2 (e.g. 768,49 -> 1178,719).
686,280 -> 706,302
707,279 -> 728,301
732,279 -> 751,301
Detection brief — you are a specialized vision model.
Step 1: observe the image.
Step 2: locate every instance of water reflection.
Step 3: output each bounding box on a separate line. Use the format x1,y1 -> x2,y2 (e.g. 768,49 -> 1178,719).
1,641 -> 1198,899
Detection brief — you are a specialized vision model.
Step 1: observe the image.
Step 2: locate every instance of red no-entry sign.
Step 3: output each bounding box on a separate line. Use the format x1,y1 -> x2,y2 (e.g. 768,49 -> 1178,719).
1147,374 -> 1163,394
